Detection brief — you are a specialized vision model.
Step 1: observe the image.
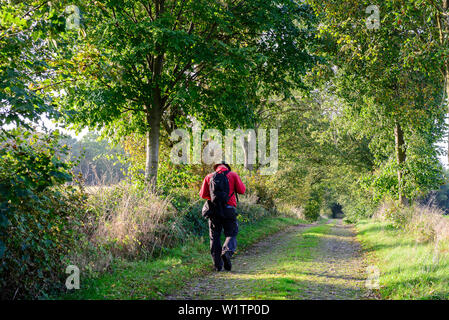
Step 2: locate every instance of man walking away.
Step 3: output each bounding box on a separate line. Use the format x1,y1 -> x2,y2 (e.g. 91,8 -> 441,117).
199,161 -> 246,271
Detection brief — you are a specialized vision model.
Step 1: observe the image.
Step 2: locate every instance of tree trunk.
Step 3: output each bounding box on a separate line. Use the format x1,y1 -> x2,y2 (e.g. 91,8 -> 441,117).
144,49 -> 164,188
144,104 -> 162,187
446,63 -> 449,164
394,121 -> 407,205
440,0 -> 449,163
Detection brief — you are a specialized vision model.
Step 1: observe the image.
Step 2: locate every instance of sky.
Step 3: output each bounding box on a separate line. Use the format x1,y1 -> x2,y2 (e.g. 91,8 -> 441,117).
41,115 -> 89,140
438,141 -> 448,169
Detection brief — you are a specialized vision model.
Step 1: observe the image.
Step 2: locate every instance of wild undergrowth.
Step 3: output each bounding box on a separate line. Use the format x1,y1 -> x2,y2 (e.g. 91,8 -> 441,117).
356,200 -> 449,299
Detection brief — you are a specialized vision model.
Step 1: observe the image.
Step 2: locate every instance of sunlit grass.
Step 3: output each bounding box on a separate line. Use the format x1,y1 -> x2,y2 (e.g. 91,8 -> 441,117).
181,222 -> 366,300
59,216 -> 305,300
356,220 -> 449,299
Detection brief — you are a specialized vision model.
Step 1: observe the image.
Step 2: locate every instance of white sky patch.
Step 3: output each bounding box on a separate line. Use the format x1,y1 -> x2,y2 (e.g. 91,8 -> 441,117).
41,115 -> 89,140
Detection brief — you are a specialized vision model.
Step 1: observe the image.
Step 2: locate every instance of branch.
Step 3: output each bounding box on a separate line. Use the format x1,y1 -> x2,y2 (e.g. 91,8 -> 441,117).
112,6 -> 133,37
122,7 -> 138,24
31,79 -> 74,92
120,105 -> 144,113
21,0 -> 48,19
172,0 -> 188,30
140,1 -> 154,21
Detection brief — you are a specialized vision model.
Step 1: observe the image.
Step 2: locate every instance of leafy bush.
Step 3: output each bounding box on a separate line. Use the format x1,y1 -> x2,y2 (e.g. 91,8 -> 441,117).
304,198 -> 320,221
243,173 -> 276,210
373,199 -> 411,228
169,188 -> 207,237
302,188 -> 322,221
341,190 -> 378,223
0,129 -> 88,299
238,193 -> 275,223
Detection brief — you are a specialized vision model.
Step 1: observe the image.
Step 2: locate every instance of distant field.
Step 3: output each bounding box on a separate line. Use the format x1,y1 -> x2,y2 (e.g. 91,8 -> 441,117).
83,185 -> 115,194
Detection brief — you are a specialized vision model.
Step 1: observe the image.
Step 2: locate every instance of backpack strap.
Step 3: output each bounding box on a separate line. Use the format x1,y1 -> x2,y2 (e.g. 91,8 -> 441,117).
223,170 -> 239,203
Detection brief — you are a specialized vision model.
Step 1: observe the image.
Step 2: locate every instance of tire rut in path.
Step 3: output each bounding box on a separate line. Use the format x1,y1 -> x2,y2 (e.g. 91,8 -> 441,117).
167,220 -> 370,300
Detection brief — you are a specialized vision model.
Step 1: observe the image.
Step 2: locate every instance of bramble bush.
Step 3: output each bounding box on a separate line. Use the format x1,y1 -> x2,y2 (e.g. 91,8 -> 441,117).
0,129 -> 88,299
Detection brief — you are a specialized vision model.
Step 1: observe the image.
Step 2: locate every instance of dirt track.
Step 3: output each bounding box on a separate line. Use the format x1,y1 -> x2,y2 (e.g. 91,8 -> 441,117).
167,220 -> 374,300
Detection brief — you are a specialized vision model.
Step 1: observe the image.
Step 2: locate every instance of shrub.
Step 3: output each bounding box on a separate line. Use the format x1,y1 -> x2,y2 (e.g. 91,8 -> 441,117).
373,199 -> 412,228
243,174 -> 276,210
0,129 -> 88,299
302,189 -> 322,221
372,200 -> 449,252
238,192 -> 275,223
342,195 -> 378,223
304,198 -> 320,221
168,188 -> 208,236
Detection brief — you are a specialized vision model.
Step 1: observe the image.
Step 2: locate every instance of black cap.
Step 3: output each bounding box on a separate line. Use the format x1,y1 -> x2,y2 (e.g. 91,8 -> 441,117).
213,161 -> 231,171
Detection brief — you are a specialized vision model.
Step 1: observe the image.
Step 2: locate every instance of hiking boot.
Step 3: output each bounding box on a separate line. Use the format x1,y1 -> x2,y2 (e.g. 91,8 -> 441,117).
214,265 -> 222,272
221,251 -> 232,271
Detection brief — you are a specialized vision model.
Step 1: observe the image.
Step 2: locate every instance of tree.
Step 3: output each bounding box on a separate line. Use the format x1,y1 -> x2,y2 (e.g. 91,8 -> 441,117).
265,85 -> 374,211
430,0 -> 449,162
308,0 -> 446,205
52,0 -> 317,186
0,0 -> 65,131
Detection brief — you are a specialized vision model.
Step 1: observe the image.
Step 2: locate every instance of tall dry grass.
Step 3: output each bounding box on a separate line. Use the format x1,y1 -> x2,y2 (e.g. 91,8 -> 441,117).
87,183 -> 185,259
238,192 -> 276,222
374,200 -> 449,253
72,183 -> 299,269
406,206 -> 449,244
280,204 -> 306,220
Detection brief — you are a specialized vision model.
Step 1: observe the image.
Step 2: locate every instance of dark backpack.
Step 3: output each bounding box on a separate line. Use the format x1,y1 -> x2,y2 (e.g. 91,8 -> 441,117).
202,170 -> 234,219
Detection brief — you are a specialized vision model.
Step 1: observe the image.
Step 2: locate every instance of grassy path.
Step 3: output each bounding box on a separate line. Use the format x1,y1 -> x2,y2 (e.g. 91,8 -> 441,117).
168,220 -> 371,300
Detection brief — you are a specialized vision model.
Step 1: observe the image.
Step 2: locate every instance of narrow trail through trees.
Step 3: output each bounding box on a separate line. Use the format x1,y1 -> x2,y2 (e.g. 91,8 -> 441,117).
167,220 -> 374,300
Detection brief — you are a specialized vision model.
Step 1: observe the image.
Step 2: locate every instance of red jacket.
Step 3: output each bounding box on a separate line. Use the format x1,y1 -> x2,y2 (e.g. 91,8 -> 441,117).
199,165 -> 246,207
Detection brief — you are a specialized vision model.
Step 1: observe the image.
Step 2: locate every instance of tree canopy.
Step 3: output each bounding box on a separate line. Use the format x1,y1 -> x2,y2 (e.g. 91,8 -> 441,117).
51,0 -> 318,186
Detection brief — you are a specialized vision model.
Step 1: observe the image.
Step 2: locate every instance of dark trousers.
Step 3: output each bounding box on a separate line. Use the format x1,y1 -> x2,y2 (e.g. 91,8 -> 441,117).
208,206 -> 238,269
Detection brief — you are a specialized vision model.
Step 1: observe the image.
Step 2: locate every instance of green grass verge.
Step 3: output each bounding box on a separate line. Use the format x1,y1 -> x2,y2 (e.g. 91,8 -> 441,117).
59,216 -> 305,300
224,224 -> 332,300
356,219 -> 449,300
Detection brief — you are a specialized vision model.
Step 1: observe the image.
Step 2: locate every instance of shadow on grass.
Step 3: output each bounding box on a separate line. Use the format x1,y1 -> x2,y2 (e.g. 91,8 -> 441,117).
357,222 -> 396,235
171,222 -> 370,300
182,273 -> 368,300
